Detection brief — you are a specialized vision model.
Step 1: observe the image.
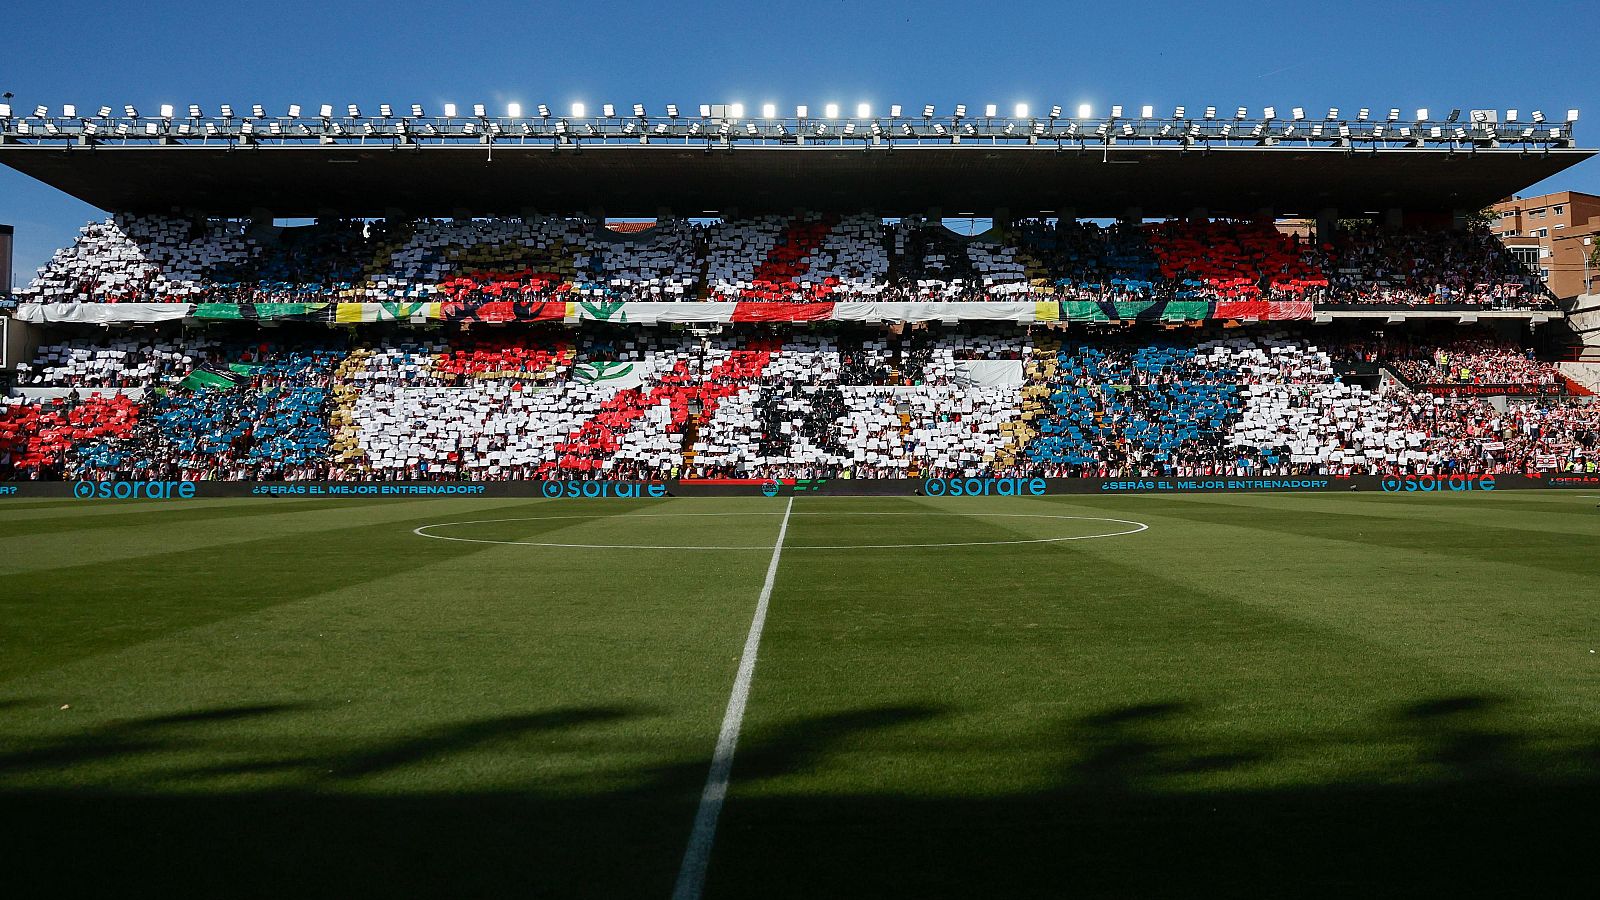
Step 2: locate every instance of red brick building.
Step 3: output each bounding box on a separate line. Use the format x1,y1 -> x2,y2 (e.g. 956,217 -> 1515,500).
1491,191 -> 1600,300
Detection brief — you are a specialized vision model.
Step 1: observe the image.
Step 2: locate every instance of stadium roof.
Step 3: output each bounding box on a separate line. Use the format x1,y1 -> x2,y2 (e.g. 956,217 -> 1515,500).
0,143 -> 1592,217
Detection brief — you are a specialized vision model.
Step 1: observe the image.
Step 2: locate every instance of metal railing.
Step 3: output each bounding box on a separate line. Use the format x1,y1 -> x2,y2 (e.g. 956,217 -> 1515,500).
0,107 -> 1581,152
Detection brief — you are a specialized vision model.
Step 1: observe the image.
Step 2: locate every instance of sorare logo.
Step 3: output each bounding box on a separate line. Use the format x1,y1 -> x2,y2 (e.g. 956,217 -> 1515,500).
540,481 -> 667,499
1380,474 -> 1496,493
923,477 -> 1048,497
73,480 -> 198,500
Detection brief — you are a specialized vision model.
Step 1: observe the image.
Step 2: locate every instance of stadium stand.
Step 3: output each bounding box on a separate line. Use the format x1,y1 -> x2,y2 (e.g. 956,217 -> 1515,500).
17,214 -> 1557,310
4,326 -> 1596,481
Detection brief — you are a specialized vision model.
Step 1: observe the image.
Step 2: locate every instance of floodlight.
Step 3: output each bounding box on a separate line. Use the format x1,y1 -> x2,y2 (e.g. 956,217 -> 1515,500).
160,104 -> 174,119
953,104 -> 967,118
443,103 -> 457,117
1531,110 -> 1545,123
1140,105 -> 1153,119
698,104 -> 711,117
1567,109 -> 1579,122
379,104 -> 393,118
218,104 -> 233,118
761,102 -> 776,118
473,104 -> 487,118
125,105 -> 139,118
1264,107 -> 1276,119
1387,108 -> 1400,121
1203,106 -> 1216,119
288,104 -> 301,118
1415,108 -> 1428,121
922,104 -> 936,118
98,106 -> 112,118
319,104 -> 333,118
825,103 -> 840,118
1326,107 -> 1338,120
1050,105 -> 1062,119
633,103 -> 646,117
1292,107 -> 1305,121
1173,106 -> 1185,119
348,104 -> 361,117
1234,106 -> 1247,119
506,103 -> 521,118
729,103 -> 743,118
861,103 -> 874,118
63,104 -> 77,118
1110,105 -> 1123,118
537,105 -> 551,118
983,104 -> 996,117
665,104 -> 679,118
571,103 -> 585,118
1447,109 -> 1460,122
603,103 -> 617,117
1015,103 -> 1028,118
795,105 -> 807,118
1356,108 -> 1369,121
1077,104 -> 1092,118
189,104 -> 202,118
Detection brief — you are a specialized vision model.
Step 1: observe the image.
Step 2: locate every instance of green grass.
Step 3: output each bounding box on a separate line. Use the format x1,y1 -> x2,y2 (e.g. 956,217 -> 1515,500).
2,492 -> 1598,898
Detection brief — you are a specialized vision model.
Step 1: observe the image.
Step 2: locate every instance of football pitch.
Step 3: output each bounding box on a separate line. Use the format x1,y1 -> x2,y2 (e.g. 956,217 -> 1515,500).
2,491 -> 1598,898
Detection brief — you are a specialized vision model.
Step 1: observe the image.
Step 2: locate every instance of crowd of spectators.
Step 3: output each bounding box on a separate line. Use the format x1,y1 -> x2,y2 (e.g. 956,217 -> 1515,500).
1318,221 -> 1549,308
4,326 -> 1595,481
1385,337 -> 1564,388
19,214 -> 1559,310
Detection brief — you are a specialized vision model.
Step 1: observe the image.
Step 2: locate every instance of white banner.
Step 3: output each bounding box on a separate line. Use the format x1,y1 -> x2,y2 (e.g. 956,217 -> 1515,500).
569,359 -> 656,393
954,360 -> 1025,387
15,303 -> 194,323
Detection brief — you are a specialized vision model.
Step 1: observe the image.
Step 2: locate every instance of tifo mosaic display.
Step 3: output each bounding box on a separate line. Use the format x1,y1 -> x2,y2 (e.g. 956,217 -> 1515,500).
3,328 -> 1595,481
17,214 -> 1551,310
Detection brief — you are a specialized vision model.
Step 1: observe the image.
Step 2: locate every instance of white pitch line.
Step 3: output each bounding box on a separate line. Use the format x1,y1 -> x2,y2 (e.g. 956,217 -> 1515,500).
412,512 -> 1148,550
670,496 -> 794,900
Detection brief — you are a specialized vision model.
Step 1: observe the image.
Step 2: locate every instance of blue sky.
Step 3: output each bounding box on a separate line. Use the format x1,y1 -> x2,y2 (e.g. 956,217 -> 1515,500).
2,0 -> 1595,286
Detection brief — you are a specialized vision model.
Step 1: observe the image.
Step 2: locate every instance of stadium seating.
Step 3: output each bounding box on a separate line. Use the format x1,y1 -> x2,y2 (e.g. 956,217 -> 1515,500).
4,327 -> 1595,481
18,214 -> 1557,310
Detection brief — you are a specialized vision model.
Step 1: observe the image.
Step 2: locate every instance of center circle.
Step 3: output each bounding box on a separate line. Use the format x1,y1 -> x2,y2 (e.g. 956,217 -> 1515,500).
412,511 -> 1149,551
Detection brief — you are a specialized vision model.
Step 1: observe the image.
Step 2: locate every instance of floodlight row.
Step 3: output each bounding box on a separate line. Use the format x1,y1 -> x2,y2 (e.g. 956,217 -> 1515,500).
0,101 -> 1582,125
0,102 -> 1580,151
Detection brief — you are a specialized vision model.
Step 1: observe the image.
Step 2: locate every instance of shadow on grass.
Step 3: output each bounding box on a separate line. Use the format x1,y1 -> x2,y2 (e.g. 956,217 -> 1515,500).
0,695 -> 1595,898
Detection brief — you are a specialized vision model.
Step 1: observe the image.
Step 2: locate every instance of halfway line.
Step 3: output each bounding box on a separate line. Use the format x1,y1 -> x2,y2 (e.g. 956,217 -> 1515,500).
670,496 -> 794,900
